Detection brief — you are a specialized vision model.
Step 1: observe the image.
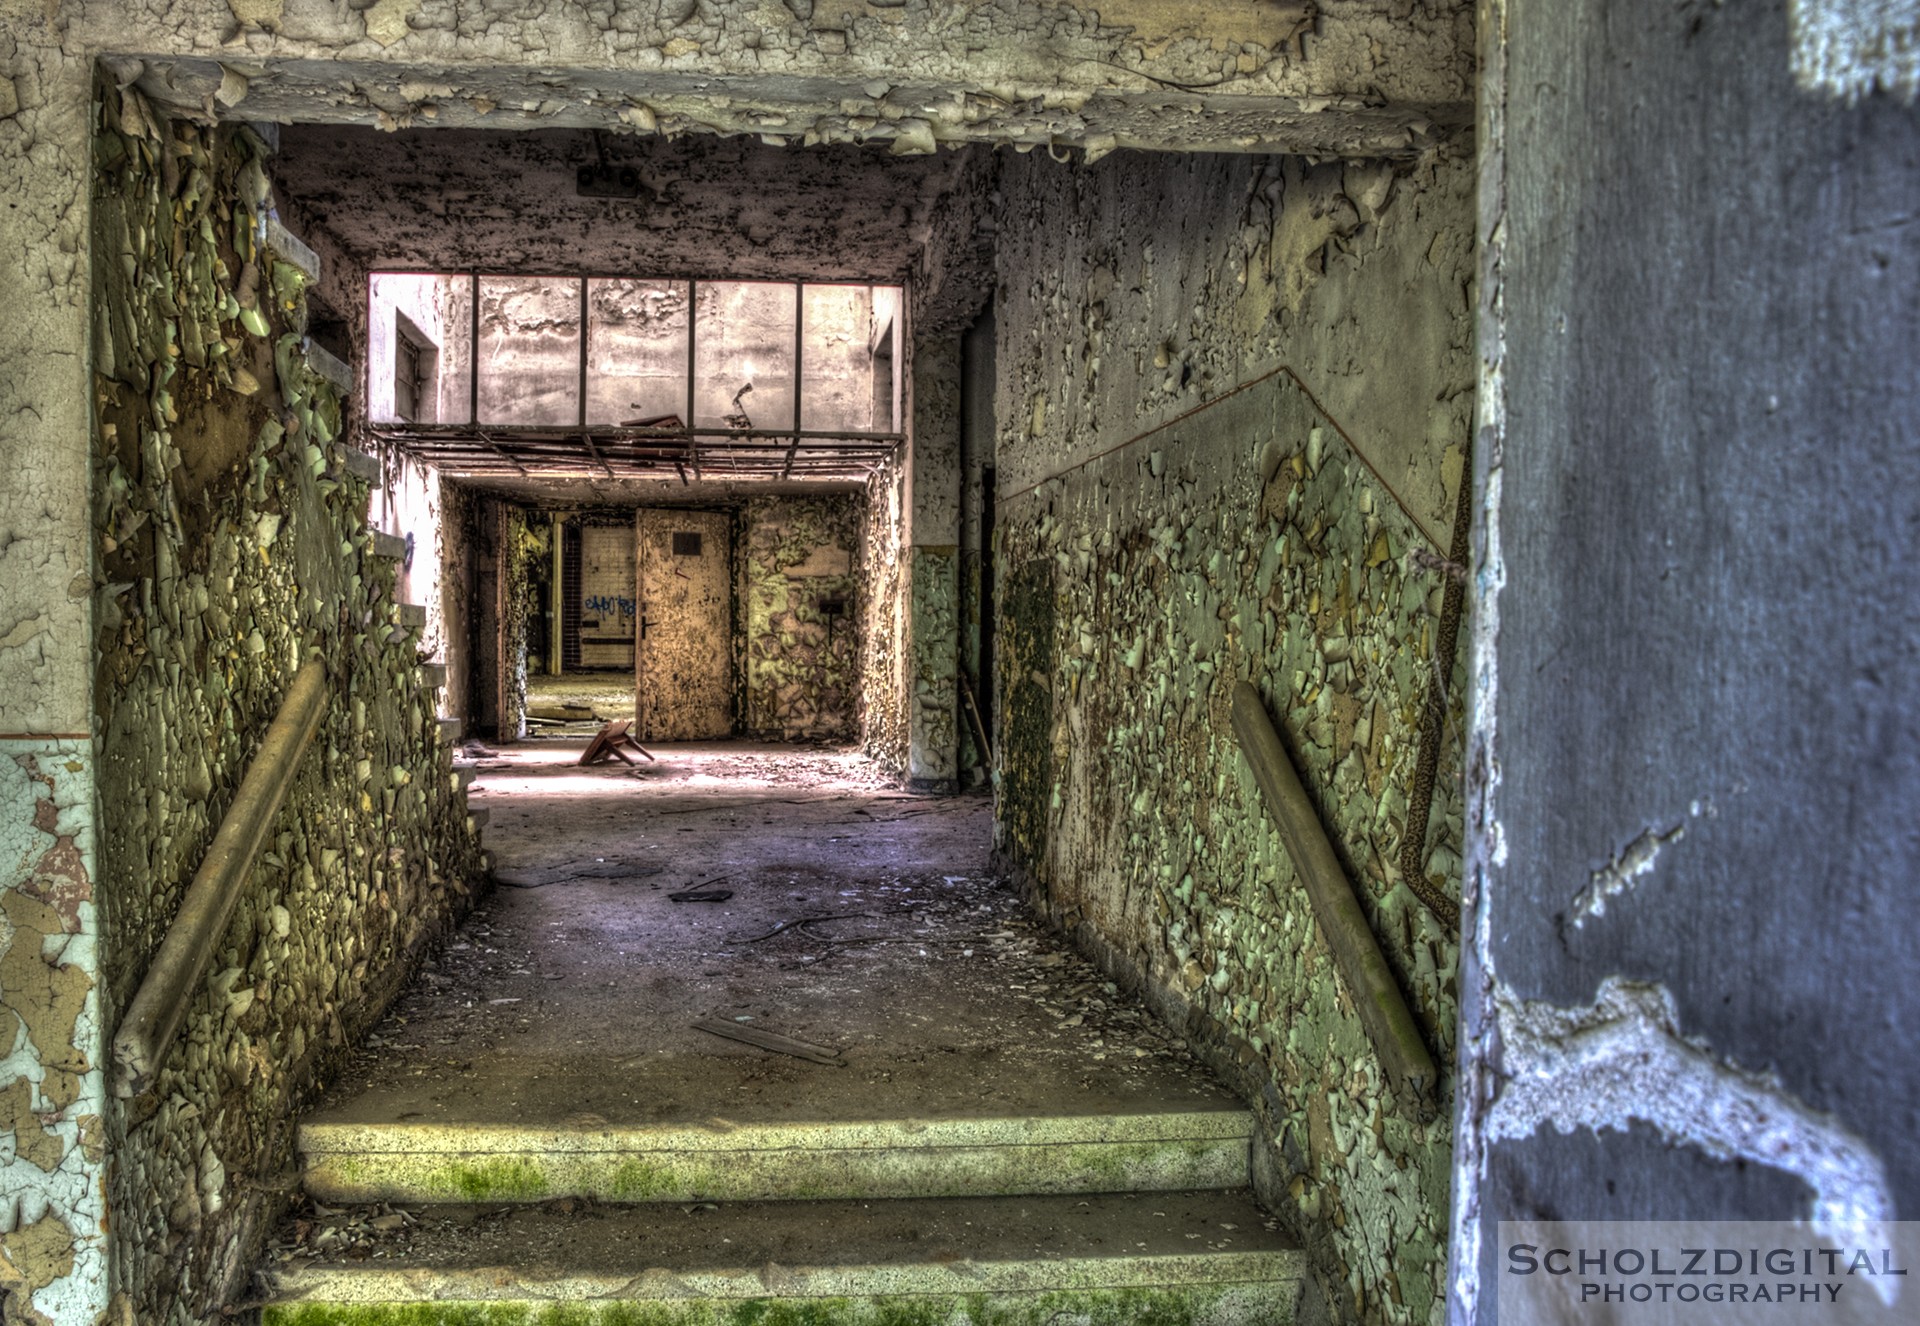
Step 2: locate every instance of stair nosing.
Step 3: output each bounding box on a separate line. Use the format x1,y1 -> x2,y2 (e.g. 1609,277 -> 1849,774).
299,1110 -> 1257,1155
265,1248 -> 1307,1303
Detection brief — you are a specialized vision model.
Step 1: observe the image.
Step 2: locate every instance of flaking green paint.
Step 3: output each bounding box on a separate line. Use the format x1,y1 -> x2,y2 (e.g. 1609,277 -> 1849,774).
989,148 -> 1473,1324
740,496 -> 862,741
90,88 -> 485,1324
308,1137 -> 1240,1205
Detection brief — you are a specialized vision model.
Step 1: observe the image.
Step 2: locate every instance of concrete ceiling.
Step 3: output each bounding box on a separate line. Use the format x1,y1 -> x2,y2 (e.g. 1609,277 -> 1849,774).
273,126 -> 969,282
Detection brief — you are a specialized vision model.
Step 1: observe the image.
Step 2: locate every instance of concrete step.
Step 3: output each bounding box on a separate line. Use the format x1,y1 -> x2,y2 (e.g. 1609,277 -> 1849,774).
420,662 -> 447,691
437,717 -> 462,742
395,602 -> 427,631
298,1109 -> 1253,1206
467,807 -> 490,832
452,765 -> 476,795
260,1190 -> 1302,1325
370,530 -> 408,561
340,450 -> 380,483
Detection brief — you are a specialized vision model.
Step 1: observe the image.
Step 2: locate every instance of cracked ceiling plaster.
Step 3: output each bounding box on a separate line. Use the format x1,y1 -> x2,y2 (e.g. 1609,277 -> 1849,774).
272,125 -> 965,281
95,0 -> 1471,160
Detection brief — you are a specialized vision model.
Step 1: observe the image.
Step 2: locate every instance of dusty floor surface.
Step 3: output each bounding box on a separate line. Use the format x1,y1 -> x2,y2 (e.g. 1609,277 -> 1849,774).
525,671 -> 639,729
316,742 -> 1235,1126
268,743 -> 1271,1274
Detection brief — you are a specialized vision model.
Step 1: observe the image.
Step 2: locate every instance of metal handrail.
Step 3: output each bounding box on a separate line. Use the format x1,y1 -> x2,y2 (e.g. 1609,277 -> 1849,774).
112,658 -> 330,1099
1230,679 -> 1439,1119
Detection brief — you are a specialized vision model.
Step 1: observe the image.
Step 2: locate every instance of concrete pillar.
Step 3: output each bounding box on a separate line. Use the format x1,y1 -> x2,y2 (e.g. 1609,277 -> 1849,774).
0,29 -> 113,1326
904,336 -> 962,792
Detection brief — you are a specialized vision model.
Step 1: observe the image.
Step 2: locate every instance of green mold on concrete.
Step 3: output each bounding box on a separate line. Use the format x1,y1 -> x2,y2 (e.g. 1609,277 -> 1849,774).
605,1157 -> 679,1201
263,1284 -> 1293,1326
445,1158 -> 553,1202
304,1135 -> 1246,1206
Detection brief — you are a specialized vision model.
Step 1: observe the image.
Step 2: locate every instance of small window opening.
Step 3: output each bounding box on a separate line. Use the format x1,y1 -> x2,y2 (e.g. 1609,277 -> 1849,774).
393,313 -> 438,424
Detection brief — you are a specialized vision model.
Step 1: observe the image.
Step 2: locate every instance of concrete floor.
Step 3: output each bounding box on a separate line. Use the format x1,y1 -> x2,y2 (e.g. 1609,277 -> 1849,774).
524,671 -> 636,721
317,741 -> 1239,1128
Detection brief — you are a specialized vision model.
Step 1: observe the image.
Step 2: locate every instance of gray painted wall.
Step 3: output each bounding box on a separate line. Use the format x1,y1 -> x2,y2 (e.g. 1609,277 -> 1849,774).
1460,0 -> 1919,1318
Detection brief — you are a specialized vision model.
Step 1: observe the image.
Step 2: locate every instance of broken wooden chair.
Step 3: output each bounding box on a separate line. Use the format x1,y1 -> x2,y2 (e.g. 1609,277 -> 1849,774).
579,718 -> 656,771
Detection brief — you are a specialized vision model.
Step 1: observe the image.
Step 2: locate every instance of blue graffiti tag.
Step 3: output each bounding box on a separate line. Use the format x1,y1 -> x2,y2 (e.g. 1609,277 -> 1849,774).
582,594 -> 637,618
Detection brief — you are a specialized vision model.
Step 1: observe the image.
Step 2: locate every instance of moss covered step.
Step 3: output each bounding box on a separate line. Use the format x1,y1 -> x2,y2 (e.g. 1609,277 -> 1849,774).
297,1111 -> 1254,1205
260,1189 -> 1301,1326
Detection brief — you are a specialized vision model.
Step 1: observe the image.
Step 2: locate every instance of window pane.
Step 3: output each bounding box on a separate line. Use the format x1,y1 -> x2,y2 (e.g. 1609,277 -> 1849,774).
368,273 -> 472,425
693,281 -> 796,432
585,279 -> 689,426
800,284 -> 874,433
478,277 -> 580,426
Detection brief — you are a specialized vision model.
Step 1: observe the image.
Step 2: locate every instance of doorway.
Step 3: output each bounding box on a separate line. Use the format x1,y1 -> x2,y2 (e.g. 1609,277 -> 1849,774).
635,507 -> 733,740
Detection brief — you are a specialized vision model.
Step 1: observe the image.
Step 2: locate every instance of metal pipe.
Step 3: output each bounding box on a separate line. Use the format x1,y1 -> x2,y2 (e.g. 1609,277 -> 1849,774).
467,271 -> 480,426
576,275 -> 589,429
1228,679 -> 1439,1118
549,512 -> 565,677
112,658 -> 331,1099
686,279 -> 699,479
786,281 -> 804,479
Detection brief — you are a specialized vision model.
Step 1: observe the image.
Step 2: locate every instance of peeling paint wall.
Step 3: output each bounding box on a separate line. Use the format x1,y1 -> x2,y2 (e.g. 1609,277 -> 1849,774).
991,146 -> 1474,1326
862,146 -> 995,791
858,455 -> 911,775
905,337 -> 963,792
87,97 -> 484,1326
957,310 -> 997,786
494,502 -> 536,742
0,741 -> 105,1326
740,495 -> 862,742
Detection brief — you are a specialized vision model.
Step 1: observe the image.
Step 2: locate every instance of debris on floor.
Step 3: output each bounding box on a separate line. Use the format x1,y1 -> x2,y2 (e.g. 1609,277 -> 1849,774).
579,718 -> 655,769
322,741 -> 1225,1135
493,860 -> 666,889
691,1017 -> 844,1065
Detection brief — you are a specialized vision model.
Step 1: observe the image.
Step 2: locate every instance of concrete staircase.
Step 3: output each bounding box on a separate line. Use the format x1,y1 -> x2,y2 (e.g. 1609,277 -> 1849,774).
260,421 -> 1302,1321
260,1101 -> 1304,1323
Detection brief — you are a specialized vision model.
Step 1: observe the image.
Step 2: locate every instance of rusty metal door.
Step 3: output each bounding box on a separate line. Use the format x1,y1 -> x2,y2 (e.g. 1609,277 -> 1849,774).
635,509 -> 732,739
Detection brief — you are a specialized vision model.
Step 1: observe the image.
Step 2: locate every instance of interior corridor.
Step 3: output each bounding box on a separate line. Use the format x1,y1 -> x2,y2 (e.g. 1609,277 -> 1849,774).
259,744 -> 1298,1319
11,4 -> 1905,1323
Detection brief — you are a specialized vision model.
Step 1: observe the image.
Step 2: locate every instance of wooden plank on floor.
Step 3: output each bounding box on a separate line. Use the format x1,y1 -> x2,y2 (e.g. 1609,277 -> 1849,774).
691,1018 -> 844,1066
